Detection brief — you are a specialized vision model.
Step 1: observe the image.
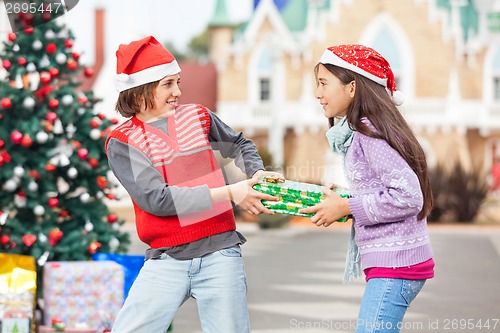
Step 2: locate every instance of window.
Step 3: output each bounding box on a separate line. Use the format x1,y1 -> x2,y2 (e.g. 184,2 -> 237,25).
260,78 -> 271,101
494,77 -> 500,101
257,47 -> 272,102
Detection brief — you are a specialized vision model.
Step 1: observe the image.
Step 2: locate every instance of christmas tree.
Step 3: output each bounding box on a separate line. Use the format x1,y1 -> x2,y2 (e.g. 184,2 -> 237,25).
0,1 -> 130,291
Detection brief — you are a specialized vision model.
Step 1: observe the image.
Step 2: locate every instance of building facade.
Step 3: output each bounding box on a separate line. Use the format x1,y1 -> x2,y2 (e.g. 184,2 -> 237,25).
209,0 -> 500,186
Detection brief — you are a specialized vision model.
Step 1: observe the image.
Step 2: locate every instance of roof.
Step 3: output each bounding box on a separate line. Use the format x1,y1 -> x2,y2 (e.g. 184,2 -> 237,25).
436,0 -> 479,41
208,0 -> 235,27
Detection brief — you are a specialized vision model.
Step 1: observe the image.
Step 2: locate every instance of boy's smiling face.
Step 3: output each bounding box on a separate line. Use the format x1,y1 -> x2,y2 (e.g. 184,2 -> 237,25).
139,74 -> 181,122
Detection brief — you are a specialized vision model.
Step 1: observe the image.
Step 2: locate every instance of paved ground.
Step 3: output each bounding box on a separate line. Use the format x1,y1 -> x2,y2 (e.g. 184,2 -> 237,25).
123,220 -> 500,333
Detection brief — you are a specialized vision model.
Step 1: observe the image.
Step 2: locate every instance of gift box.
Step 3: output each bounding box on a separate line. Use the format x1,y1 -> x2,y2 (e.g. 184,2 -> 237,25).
0,254 -> 37,333
92,253 -> 144,299
43,261 -> 124,332
253,178 -> 350,221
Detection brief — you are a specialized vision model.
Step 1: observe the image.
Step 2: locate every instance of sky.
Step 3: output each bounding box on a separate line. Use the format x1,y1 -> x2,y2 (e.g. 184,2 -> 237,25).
61,0 -> 253,66
0,0 -> 254,117
0,0 -> 253,64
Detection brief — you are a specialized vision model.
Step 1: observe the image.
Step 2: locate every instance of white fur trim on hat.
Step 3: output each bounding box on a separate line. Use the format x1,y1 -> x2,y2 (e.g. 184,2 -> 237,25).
319,50 -> 388,88
391,90 -> 405,106
115,60 -> 181,92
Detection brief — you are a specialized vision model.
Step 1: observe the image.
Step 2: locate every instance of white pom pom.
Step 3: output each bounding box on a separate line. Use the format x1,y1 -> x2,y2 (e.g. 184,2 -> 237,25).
391,90 -> 405,106
116,73 -> 129,82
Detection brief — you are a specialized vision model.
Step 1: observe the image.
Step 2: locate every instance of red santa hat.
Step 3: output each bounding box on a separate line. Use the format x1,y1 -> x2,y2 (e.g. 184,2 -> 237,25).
115,36 -> 181,92
319,44 -> 404,106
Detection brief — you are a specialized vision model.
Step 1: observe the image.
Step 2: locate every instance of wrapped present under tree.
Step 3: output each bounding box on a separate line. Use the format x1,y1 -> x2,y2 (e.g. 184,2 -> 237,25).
0,253 -> 37,333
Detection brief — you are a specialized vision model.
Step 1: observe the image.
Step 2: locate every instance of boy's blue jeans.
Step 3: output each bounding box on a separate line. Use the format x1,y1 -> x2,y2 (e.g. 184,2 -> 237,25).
356,278 -> 426,333
111,245 -> 250,333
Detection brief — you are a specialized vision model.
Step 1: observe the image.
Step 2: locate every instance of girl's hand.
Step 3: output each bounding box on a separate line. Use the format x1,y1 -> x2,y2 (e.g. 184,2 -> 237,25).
298,187 -> 350,227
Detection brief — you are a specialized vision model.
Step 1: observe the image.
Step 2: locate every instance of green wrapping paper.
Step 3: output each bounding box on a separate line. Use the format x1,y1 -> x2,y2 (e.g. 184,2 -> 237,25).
253,178 -> 350,221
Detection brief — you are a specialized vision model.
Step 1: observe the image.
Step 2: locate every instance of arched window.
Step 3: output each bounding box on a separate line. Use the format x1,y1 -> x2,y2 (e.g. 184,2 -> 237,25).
359,13 -> 414,99
372,29 -> 402,89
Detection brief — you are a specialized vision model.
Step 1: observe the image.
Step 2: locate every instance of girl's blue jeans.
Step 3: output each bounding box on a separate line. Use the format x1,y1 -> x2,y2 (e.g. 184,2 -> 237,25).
356,278 -> 426,333
111,245 -> 250,333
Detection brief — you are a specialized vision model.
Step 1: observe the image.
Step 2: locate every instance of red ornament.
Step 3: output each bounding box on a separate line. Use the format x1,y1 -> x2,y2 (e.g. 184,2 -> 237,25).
77,148 -> 88,160
88,158 -> 99,168
59,210 -> 69,217
87,241 -> 101,254
7,33 -> 16,42
107,213 -> 117,223
28,170 -> 41,179
46,111 -> 58,123
18,57 -> 27,66
65,39 -> 74,48
48,228 -> 63,246
48,198 -> 59,207
77,95 -> 88,104
45,163 -> 56,172
1,150 -> 11,164
22,234 -> 37,247
11,131 -> 23,144
1,235 -> 10,246
46,43 -> 57,54
84,67 -> 94,77
23,13 -> 34,24
2,59 -> 11,70
24,26 -> 34,34
89,118 -> 101,128
42,12 -> 51,21
40,72 -> 52,84
49,68 -> 59,78
72,140 -> 82,149
97,176 -> 107,189
111,118 -> 119,125
21,135 -> 33,148
1,98 -> 12,110
48,99 -> 59,109
67,59 -> 78,71
0,139 -> 5,149
72,52 -> 80,60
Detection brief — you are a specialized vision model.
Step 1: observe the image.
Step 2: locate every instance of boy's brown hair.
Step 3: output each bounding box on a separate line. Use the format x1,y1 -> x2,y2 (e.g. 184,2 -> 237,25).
115,80 -> 160,118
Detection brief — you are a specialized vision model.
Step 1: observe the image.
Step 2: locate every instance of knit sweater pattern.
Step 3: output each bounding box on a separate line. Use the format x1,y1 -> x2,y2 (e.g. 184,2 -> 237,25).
106,104 -> 235,248
345,130 -> 434,270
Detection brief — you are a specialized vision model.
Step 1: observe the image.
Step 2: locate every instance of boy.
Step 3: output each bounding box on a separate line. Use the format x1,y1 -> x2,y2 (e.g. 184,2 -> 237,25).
106,35 -> 280,333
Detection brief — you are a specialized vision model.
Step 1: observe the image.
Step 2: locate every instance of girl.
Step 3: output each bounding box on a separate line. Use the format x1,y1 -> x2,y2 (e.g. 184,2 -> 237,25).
299,44 -> 435,333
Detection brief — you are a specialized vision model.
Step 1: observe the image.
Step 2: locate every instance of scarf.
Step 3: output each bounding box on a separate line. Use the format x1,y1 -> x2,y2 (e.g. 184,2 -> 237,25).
325,117 -> 360,283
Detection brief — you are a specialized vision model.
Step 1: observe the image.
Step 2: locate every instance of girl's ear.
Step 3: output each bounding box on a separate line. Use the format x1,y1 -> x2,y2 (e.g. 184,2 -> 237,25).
349,80 -> 356,97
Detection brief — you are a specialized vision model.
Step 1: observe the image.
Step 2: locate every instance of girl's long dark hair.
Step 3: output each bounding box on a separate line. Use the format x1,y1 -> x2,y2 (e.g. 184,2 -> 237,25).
317,63 -> 433,220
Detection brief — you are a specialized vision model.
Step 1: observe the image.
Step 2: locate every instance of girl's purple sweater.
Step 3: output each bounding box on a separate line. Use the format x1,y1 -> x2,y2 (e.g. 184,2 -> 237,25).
345,130 -> 434,270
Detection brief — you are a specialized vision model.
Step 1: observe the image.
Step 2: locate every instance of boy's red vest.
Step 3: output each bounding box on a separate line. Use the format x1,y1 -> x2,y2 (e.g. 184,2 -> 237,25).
105,104 -> 235,248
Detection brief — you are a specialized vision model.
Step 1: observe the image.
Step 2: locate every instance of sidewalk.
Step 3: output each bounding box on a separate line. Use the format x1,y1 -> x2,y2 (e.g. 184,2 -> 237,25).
119,219 -> 500,332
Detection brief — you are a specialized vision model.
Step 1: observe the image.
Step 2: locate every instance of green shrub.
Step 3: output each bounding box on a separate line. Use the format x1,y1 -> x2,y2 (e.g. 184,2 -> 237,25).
428,162 -> 489,223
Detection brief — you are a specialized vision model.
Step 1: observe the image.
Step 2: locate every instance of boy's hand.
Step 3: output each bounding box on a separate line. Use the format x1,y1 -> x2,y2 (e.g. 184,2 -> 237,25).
251,170 -> 285,182
229,178 -> 279,215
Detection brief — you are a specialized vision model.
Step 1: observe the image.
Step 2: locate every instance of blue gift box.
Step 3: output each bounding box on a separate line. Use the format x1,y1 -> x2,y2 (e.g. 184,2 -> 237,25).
92,253 -> 144,300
